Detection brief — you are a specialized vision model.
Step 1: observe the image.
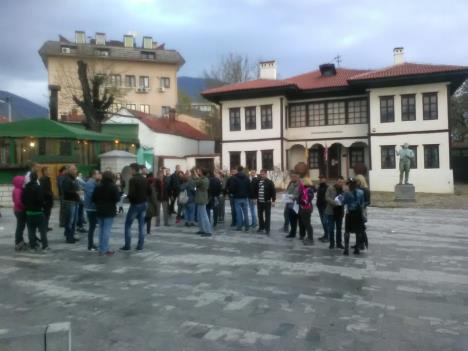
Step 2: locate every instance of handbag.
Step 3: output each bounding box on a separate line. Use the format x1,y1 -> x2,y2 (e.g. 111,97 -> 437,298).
178,190 -> 189,205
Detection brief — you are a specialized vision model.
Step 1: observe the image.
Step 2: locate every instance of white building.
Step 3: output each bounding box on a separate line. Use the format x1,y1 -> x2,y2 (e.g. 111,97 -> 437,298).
106,108 -> 219,172
202,51 -> 468,193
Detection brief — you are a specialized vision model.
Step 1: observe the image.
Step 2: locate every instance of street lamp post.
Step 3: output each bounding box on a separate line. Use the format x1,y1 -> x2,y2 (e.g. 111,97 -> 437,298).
0,97 -> 12,122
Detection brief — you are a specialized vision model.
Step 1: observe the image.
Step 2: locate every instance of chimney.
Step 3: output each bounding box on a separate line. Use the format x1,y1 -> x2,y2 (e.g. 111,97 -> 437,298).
124,34 -> 134,48
259,60 -> 277,80
95,32 -> 106,45
142,36 -> 153,49
75,30 -> 86,44
319,63 -> 336,77
48,85 -> 61,121
393,47 -> 404,65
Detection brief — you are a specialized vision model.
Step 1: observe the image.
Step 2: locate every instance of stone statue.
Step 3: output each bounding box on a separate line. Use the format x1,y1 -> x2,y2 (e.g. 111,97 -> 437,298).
396,143 -> 414,184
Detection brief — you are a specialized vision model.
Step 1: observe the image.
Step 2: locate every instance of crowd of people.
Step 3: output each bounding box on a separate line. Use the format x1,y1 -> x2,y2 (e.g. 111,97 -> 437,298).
11,162 -> 370,256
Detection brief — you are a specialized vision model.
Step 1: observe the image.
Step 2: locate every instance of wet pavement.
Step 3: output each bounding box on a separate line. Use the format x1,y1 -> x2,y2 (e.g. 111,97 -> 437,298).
0,204 -> 467,351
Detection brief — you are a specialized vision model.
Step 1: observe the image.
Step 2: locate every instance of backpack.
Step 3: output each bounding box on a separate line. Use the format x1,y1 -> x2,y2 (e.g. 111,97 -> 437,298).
178,189 -> 189,205
300,186 -> 313,211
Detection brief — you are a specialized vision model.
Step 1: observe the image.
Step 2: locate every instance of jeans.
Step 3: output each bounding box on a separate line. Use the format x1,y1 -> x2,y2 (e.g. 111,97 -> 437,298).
14,211 -> 27,245
124,202 -> 148,249
229,196 -> 236,226
257,201 -> 271,233
64,201 -> 78,241
327,214 -> 343,246
234,198 -> 249,230
248,199 -> 257,227
185,202 -> 195,223
288,207 -> 298,237
318,207 -> 328,238
26,213 -> 48,249
197,204 -> 212,234
98,217 -> 114,253
298,209 -> 313,240
77,202 -> 85,228
86,210 -> 98,249
207,197 -> 219,227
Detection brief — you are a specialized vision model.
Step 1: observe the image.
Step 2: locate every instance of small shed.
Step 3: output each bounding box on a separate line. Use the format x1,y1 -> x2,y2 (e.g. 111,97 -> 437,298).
99,150 -> 136,174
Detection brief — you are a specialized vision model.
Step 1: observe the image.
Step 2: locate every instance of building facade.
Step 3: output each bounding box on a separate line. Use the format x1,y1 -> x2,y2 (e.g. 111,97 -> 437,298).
202,51 -> 468,193
39,31 -> 185,120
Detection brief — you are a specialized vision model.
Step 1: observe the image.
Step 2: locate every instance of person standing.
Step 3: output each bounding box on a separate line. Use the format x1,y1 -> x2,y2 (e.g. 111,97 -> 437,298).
285,172 -> 301,239
225,169 -> 238,227
255,169 -> 276,235
298,180 -> 315,245
355,174 -> 370,250
39,167 -> 54,232
207,171 -> 222,228
145,173 -> 158,234
57,166 -> 68,227
231,166 -> 250,232
12,175 -> 27,251
22,172 -> 49,251
248,170 -> 259,228
181,170 -> 196,227
92,171 -> 120,256
342,178 -> 365,256
75,173 -> 87,234
153,169 -> 170,226
217,171 -> 226,224
169,165 -> 181,216
84,170 -> 101,251
325,176 -> 345,249
62,165 -> 81,243
316,175 -> 329,242
121,163 -> 151,251
194,167 -> 212,236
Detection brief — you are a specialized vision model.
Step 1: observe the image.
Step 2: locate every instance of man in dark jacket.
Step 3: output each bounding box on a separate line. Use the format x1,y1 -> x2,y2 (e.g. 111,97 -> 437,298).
248,170 -> 259,228
168,165 -> 181,215
39,167 -> 54,232
121,163 -> 151,251
316,175 -> 329,242
22,172 -> 48,250
57,165 -> 67,227
225,169 -> 237,227
207,172 -> 222,227
62,164 -> 81,243
230,166 -> 251,231
255,169 -> 276,235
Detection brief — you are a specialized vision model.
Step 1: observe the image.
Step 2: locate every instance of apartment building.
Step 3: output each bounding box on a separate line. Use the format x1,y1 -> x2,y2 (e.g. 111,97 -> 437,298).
202,49 -> 468,193
39,31 -> 185,120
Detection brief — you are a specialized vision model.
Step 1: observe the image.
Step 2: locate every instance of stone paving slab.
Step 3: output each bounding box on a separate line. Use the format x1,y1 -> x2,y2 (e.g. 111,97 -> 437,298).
0,205 -> 467,351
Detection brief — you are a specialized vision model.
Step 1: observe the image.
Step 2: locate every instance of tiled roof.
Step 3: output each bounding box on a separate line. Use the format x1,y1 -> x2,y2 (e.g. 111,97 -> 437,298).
286,68 -> 369,90
349,62 -> 468,81
202,79 -> 294,95
127,110 -> 212,140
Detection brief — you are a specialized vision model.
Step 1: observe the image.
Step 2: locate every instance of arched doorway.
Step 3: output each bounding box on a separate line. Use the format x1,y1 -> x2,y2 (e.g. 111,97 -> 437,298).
308,144 -> 326,177
349,141 -> 368,177
328,143 -> 342,178
288,144 -> 305,170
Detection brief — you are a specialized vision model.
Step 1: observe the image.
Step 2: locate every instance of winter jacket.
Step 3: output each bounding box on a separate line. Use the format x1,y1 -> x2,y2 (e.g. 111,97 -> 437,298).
286,181 -> 301,202
343,188 -> 364,211
154,177 -> 171,202
230,172 -> 251,199
255,178 -> 276,203
325,185 -> 344,217
12,176 -> 25,213
249,176 -> 260,199
146,182 -> 158,218
194,176 -> 209,205
62,174 -> 80,202
127,174 -> 151,205
84,178 -> 97,210
92,179 -> 120,218
208,176 -> 222,198
39,176 -> 54,209
22,181 -> 45,213
316,182 -> 328,210
298,185 -> 315,212
360,186 -> 371,208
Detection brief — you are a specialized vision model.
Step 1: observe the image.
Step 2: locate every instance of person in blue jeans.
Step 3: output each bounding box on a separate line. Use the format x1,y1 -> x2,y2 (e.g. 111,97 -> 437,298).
325,176 -> 345,249
248,170 -> 258,228
92,171 -> 120,256
84,169 -> 101,251
228,166 -> 250,232
193,167 -> 212,236
61,165 -> 81,243
121,163 -> 151,251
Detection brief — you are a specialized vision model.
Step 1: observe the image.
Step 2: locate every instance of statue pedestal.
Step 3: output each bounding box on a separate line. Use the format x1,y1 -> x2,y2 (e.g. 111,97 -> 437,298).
394,184 -> 416,202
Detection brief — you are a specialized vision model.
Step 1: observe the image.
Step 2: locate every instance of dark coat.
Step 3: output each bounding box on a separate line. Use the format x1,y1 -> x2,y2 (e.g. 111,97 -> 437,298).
208,176 -> 222,198
230,172 -> 251,199
22,182 -> 45,212
62,174 -> 80,202
249,176 -> 260,199
154,177 -> 170,202
316,182 -> 328,210
127,174 -> 151,204
92,180 -> 120,218
40,176 -> 54,208
255,178 -> 276,202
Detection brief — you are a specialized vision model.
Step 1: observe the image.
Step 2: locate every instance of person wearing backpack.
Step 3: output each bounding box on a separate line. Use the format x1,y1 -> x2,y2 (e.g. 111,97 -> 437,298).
342,178 -> 365,256
298,179 -> 315,245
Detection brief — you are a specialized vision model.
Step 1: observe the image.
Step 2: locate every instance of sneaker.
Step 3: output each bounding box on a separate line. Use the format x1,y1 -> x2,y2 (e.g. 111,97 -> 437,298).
88,245 -> 98,251
15,241 -> 26,251
119,246 -> 131,251
285,233 -> 295,238
353,249 -> 360,255
72,236 -> 81,241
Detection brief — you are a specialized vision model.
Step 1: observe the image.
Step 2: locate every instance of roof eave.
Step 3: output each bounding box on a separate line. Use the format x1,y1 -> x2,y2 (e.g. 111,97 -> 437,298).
201,85 -> 297,103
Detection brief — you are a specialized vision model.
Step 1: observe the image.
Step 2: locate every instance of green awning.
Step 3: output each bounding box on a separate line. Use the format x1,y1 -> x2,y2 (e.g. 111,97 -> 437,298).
0,118 -> 136,142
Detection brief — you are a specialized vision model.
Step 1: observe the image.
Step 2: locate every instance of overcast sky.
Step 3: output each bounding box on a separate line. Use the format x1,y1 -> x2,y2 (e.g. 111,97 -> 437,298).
1,0 -> 468,107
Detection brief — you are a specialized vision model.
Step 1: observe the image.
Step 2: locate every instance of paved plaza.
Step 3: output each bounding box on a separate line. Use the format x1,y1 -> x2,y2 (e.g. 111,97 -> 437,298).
0,204 -> 467,351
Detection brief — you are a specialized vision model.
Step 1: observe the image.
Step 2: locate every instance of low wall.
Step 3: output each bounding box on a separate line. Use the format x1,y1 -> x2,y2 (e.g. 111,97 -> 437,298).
0,321 -> 71,351
0,184 -> 13,208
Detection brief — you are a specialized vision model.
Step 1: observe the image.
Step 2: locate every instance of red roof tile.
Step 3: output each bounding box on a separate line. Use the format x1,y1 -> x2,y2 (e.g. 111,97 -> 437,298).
202,79 -> 294,95
127,110 -> 211,140
348,62 -> 468,81
286,68 -> 369,90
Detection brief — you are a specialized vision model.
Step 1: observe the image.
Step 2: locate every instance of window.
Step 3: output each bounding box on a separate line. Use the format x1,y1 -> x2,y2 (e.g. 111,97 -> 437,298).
308,149 -> 320,169
161,106 -> 171,116
424,144 -> 439,168
408,145 -> 418,169
111,103 -> 122,113
160,77 -> 170,89
347,100 -> 368,124
230,152 -> 241,170
327,101 -> 346,125
401,94 -> 416,121
350,147 -> 365,168
244,107 -> 256,130
125,75 -> 136,87
381,145 -> 396,169
109,74 -> 121,87
141,51 -> 155,59
423,92 -> 438,120
380,96 -> 395,123
38,139 -> 46,156
261,105 -> 273,129
139,76 -> 149,88
245,151 -> 257,171
229,108 -> 241,131
308,103 -> 326,126
124,35 -> 134,48
95,49 -> 109,57
261,150 -> 274,170
59,140 -> 72,156
289,105 -> 307,128
126,103 -> 136,110
140,104 -> 150,114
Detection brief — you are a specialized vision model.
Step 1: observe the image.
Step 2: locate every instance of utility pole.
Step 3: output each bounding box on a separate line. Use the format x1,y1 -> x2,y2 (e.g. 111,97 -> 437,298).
0,97 -> 12,122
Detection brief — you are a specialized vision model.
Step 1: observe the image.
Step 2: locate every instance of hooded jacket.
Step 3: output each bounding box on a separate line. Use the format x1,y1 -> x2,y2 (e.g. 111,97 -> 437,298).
12,176 -> 25,212
230,172 -> 251,199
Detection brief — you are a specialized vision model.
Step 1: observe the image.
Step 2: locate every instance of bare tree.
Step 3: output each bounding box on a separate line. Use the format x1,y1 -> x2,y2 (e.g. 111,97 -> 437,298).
451,79 -> 468,141
72,60 -> 114,132
204,53 -> 257,88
